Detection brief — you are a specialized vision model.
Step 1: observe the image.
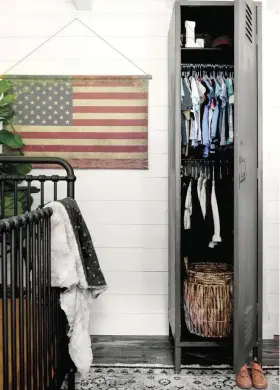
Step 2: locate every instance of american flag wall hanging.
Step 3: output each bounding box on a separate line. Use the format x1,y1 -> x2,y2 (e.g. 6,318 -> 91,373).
7,75 -> 149,169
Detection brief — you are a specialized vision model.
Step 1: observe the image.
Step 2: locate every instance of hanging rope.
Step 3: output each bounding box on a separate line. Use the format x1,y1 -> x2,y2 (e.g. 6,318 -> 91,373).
2,18 -> 152,79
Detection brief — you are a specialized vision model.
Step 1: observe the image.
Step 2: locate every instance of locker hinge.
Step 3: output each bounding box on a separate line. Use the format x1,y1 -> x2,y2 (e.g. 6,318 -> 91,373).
256,33 -> 258,46
257,168 -> 260,180
257,302 -> 261,314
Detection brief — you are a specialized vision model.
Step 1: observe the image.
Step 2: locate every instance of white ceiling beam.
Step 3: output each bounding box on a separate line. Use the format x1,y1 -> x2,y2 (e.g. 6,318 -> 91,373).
73,0 -> 93,10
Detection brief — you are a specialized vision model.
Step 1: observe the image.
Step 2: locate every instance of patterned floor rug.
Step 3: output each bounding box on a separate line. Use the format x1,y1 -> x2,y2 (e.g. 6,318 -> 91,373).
62,366 -> 279,390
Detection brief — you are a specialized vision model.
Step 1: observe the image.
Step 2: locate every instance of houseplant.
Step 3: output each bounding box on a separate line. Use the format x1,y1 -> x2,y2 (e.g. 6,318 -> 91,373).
0,78 -> 39,217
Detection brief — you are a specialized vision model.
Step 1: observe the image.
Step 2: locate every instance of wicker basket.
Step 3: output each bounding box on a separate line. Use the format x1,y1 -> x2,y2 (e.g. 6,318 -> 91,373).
184,263 -> 233,338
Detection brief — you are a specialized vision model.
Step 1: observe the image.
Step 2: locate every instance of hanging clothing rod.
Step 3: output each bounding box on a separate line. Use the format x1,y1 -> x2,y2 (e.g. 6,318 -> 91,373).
180,159 -> 232,178
181,158 -> 230,163
181,63 -> 234,69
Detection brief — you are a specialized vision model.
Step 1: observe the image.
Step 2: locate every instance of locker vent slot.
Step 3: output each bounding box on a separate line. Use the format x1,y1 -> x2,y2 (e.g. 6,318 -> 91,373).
244,305 -> 253,346
245,2 -> 253,43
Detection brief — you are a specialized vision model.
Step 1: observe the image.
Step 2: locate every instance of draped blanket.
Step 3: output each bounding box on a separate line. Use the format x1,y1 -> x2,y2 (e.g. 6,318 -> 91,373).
45,198 -> 107,377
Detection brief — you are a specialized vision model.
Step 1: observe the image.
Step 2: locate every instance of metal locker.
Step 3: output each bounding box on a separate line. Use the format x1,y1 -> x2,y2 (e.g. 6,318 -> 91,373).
167,0 -> 262,374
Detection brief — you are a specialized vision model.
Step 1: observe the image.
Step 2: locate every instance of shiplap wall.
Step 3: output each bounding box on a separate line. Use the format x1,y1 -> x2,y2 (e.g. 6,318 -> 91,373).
0,0 -> 279,338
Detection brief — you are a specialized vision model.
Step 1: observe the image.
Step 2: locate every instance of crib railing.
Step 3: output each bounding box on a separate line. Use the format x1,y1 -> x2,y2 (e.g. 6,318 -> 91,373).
0,156 -> 77,390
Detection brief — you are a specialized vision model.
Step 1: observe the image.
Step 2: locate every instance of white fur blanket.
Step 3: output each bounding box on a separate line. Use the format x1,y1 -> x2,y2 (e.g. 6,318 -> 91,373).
45,201 -> 106,378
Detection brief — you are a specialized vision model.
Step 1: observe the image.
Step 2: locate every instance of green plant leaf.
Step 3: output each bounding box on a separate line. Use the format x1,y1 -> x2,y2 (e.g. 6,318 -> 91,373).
0,163 -> 24,185
11,133 -> 24,148
0,129 -> 13,144
0,80 -> 12,94
0,163 -> 32,177
14,163 -> 32,175
0,94 -> 14,106
1,194 -> 23,218
0,105 -> 14,121
0,130 -> 24,148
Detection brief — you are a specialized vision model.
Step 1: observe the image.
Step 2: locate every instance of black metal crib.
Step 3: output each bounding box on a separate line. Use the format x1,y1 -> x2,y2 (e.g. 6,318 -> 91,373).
0,156 -> 77,390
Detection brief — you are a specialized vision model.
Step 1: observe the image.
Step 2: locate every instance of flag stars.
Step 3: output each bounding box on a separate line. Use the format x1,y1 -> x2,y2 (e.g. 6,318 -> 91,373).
13,81 -> 72,125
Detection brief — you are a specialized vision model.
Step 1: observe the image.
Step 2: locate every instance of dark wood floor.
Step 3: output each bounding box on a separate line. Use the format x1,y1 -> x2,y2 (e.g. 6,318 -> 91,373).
91,336 -> 279,367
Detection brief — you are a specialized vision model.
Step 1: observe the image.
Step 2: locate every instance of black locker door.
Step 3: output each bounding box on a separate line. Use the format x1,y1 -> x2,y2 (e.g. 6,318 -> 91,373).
234,0 -> 258,373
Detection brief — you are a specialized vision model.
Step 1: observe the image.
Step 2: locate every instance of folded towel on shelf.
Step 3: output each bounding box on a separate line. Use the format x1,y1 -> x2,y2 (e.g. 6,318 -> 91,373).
44,198 -> 107,378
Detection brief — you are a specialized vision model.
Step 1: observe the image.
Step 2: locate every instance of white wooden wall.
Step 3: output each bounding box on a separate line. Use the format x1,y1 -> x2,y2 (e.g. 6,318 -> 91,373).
0,0 -> 278,338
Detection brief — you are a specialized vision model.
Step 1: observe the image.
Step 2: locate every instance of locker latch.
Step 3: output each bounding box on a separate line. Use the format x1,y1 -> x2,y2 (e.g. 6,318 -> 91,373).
239,157 -> 247,183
